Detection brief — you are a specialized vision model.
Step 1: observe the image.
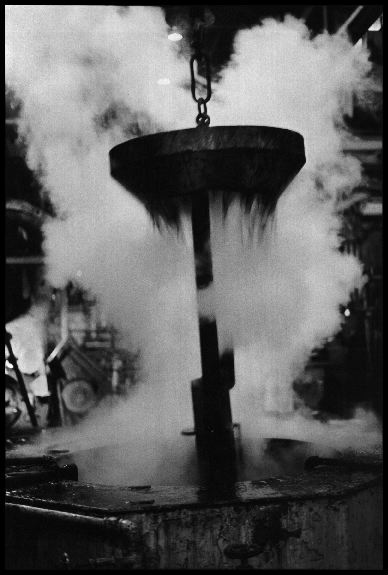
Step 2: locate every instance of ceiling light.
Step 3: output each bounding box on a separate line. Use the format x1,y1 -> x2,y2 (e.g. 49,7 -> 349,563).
368,18 -> 381,32
157,78 -> 171,86
168,31 -> 183,42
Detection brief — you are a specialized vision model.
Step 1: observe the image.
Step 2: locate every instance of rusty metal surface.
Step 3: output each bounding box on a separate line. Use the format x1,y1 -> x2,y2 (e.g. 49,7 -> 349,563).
5,471 -> 382,569
6,487 -> 382,570
5,440 -> 382,569
5,503 -> 144,570
133,483 -> 382,569
5,467 -> 382,516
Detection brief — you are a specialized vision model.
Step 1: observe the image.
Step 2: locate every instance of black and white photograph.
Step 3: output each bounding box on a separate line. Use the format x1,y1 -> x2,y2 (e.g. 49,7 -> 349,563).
5,4 -> 382,570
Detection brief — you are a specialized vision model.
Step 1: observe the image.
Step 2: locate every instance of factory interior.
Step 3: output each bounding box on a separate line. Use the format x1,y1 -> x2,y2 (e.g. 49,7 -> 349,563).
5,5 -> 382,570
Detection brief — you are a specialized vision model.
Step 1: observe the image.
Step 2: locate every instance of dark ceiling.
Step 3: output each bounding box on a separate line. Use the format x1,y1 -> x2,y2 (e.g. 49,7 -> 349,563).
162,5 -> 383,70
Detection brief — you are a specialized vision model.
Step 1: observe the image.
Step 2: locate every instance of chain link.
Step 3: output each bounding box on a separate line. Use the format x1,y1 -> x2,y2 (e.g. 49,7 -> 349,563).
190,20 -> 212,127
195,97 -> 210,127
190,56 -> 212,104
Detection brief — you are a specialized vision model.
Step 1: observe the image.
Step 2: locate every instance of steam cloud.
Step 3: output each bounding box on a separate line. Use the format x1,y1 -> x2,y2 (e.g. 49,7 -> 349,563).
5,6 -> 381,484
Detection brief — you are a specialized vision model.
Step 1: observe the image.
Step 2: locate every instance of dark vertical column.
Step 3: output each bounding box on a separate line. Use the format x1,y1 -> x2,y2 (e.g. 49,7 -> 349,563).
191,191 -> 236,494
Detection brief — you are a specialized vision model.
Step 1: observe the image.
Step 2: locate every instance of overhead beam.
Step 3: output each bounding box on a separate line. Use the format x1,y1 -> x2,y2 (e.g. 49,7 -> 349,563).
6,256 -> 45,265
343,138 -> 382,152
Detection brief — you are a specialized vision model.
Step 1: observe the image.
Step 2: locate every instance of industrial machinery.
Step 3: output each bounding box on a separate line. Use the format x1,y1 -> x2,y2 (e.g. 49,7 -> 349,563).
5,7 -> 382,570
109,10 -> 306,491
110,125 -> 305,494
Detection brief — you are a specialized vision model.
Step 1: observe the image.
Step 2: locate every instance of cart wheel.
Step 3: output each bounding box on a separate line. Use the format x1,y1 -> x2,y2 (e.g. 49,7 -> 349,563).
61,379 -> 97,414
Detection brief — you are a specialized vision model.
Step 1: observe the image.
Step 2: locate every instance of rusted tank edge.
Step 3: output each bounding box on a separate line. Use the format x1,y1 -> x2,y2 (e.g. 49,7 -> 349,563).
5,471 -> 382,517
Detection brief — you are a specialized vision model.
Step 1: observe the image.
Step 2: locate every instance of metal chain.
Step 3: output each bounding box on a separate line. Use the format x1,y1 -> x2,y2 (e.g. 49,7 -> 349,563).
190,20 -> 212,127
195,97 -> 210,127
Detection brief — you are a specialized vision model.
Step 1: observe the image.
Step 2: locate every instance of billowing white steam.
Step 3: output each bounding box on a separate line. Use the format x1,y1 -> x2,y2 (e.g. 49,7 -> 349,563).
209,18 -> 371,412
5,6 -> 380,483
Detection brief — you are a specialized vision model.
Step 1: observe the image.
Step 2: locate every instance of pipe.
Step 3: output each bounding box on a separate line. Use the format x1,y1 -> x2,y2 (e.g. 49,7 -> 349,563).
6,256 -> 45,265
338,6 -> 364,33
5,502 -> 139,537
323,5 -> 329,32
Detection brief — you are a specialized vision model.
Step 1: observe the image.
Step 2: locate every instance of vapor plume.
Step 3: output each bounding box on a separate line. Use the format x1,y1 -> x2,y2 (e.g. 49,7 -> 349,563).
5,6 -> 381,485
